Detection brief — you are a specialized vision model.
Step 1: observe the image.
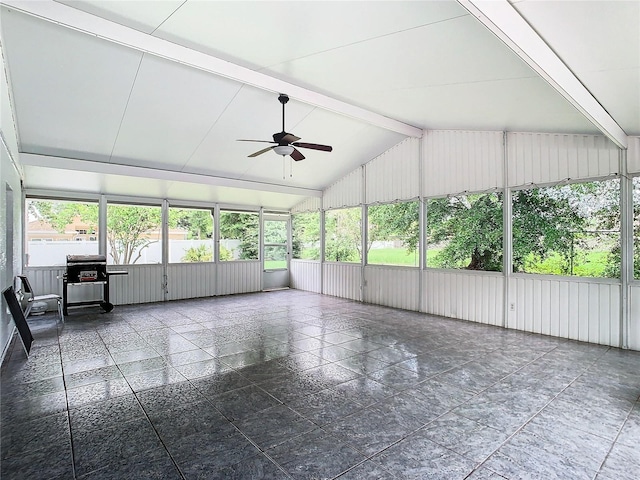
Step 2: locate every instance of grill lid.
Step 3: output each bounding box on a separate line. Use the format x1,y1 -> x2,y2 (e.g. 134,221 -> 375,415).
66,254 -> 107,265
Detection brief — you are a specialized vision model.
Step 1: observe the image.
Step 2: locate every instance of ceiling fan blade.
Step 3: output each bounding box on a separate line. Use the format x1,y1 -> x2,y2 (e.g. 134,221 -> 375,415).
273,132 -> 300,143
292,142 -> 333,152
290,148 -> 305,161
248,146 -> 275,157
237,139 -> 276,144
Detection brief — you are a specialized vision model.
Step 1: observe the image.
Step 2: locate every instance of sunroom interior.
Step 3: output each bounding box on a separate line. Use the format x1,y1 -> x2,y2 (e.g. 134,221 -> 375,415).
0,1 -> 639,479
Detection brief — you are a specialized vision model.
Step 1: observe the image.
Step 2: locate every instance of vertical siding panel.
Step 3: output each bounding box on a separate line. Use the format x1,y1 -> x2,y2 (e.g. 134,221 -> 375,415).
365,138 -> 420,203
540,280 -> 550,335
597,285 -> 610,346
507,133 -> 619,187
290,260 -> 322,293
558,281 -> 569,338
424,131 -> 503,196
588,284 -> 601,344
577,283 -> 590,342
628,136 -> 640,174
549,281 -> 560,337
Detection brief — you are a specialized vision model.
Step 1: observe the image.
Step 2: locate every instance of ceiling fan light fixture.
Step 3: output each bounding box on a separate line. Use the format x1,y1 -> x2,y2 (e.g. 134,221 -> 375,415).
273,145 -> 294,156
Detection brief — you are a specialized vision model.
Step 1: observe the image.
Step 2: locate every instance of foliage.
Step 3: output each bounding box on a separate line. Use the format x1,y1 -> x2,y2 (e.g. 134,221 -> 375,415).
368,202 -> 420,253
427,193 -> 503,271
106,205 -> 162,264
292,212 -> 320,260
219,245 -> 233,261
325,208 -> 361,262
219,212 -> 259,260
29,200 -> 164,265
181,244 -> 213,262
170,209 -> 212,240
29,200 -> 98,233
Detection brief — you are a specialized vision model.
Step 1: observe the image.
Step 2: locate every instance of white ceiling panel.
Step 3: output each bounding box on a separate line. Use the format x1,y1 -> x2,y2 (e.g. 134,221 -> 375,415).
577,69 -> 640,135
0,7 -> 143,161
153,1 -> 467,70
55,0 -> 183,34
266,15 -> 536,99
183,85 -> 316,178
512,0 -> 640,134
23,164 -> 308,210
166,182 -> 308,210
368,76 -> 599,134
264,13 -> 590,131
110,54 -> 242,169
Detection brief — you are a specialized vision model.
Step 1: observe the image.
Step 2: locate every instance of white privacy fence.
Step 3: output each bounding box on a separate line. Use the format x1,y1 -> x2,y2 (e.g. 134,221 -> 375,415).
27,239 -> 242,266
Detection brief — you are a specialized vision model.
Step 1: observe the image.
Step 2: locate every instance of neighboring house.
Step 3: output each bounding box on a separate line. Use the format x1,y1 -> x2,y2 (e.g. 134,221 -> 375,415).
27,216 -> 188,242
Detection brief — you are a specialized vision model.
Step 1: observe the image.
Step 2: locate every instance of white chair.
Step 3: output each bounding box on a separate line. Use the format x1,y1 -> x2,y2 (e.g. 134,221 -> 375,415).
17,275 -> 64,323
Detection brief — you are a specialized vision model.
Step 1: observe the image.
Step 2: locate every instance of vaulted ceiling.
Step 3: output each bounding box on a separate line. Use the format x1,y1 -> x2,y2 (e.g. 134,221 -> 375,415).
1,1 -> 638,209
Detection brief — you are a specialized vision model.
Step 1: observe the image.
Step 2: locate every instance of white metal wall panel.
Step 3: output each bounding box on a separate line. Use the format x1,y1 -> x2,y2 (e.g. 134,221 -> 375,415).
167,263 -> 215,300
630,285 -> 640,351
323,263 -> 361,300
423,130 -> 504,197
509,276 -> 620,347
423,270 -> 504,326
364,266 -> 419,310
291,196 -> 321,213
217,261 -> 262,296
365,138 -> 420,203
290,260 -> 322,293
323,168 -> 363,210
628,136 -> 640,174
24,267 -> 66,297
507,133 -> 619,187
109,265 -> 164,305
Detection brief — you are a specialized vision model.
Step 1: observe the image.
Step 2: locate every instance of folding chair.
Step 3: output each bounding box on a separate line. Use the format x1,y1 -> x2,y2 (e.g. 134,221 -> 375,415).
17,275 -> 64,323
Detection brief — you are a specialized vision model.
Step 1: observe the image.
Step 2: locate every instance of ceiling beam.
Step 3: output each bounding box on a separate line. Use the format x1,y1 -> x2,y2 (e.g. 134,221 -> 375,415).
457,0 -> 628,149
1,0 -> 423,139
20,153 -> 322,198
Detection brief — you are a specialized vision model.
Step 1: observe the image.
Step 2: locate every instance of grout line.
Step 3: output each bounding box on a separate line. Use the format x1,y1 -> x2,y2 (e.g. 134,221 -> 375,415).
593,395 -> 639,479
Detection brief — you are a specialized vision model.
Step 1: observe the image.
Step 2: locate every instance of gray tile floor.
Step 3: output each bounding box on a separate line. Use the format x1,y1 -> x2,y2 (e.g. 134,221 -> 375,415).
1,289 -> 639,479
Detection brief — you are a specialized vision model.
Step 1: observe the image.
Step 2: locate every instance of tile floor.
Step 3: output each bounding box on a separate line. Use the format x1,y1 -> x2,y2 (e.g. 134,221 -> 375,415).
1,289 -> 639,480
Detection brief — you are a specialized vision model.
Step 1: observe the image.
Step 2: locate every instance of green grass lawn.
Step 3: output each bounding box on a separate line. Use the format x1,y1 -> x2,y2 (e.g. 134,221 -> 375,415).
367,248 -> 419,266
264,260 -> 287,269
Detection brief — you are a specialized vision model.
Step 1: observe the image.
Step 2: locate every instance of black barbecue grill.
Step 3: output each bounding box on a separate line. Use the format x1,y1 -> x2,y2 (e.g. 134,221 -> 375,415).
63,255 -> 127,314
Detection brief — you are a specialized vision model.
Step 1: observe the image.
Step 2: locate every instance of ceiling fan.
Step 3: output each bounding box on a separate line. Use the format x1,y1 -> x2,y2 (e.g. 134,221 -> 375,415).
238,94 -> 333,161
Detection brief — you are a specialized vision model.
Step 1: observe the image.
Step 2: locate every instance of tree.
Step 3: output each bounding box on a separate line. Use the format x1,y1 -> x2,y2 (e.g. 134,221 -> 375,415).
325,208 -> 361,262
427,193 -> 503,271
368,202 -> 420,254
29,200 -> 162,264
292,212 -> 320,259
106,205 -> 162,264
170,209 -> 213,240
219,212 -> 259,260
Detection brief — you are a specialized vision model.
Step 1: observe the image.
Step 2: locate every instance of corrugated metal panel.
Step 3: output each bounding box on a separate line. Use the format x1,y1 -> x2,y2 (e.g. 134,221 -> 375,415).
24,267 -> 66,297
110,265 -> 164,305
364,266 -> 419,310
323,168 -> 363,209
423,270 -> 504,326
507,133 -> 619,187
365,138 -> 420,203
424,130 -> 504,197
167,263 -> 215,300
290,260 -> 322,293
628,136 -> 640,174
291,197 -> 321,213
629,284 -> 640,351
509,276 -> 620,347
323,263 -> 361,300
217,261 -> 261,295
